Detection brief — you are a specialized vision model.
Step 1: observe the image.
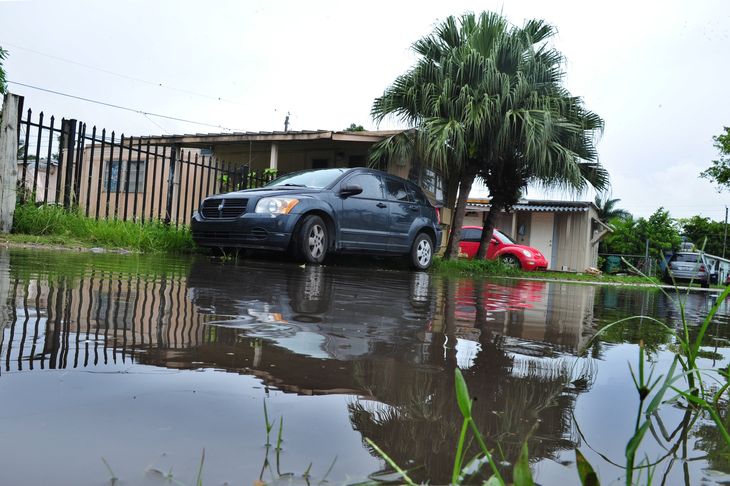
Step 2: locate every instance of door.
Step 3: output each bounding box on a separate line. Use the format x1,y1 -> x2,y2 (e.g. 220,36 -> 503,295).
338,173 -> 390,250
529,212 -> 555,269
384,177 -> 420,252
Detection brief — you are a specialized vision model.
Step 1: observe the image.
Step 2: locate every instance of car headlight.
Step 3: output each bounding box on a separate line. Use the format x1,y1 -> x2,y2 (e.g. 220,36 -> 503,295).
521,249 -> 533,258
254,197 -> 300,215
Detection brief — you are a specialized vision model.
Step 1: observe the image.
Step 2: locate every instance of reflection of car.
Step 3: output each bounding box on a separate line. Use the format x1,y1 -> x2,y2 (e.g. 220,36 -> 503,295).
458,226 -> 548,271
191,168 -> 442,269
186,260 -> 436,360
664,252 -> 710,288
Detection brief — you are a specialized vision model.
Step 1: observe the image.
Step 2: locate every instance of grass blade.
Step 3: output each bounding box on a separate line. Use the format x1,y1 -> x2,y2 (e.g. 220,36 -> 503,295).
513,441 -> 534,486
575,449 -> 599,486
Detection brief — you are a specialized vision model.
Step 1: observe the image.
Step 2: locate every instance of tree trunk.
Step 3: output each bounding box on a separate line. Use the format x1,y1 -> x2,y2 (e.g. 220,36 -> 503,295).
443,166 -> 477,260
475,201 -> 503,260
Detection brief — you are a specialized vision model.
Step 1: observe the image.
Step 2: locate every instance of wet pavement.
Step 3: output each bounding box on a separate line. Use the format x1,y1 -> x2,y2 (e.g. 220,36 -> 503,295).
0,249 -> 729,485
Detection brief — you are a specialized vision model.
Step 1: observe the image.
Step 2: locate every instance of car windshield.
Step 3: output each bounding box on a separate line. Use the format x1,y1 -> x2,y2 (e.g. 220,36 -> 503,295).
266,168 -> 349,189
494,229 -> 516,245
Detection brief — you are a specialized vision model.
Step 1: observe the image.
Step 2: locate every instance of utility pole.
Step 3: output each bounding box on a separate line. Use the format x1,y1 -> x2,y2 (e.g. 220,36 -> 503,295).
722,206 -> 727,258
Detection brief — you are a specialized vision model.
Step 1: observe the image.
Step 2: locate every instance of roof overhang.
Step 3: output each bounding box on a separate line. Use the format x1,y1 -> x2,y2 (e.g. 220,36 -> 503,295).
138,129 -> 406,147
466,199 -> 592,213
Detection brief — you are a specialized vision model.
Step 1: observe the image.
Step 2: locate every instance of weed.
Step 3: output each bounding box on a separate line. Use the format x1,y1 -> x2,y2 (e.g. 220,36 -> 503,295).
11,202 -> 195,253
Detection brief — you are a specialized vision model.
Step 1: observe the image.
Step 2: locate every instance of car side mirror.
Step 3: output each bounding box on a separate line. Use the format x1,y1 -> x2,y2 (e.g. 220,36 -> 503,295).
491,239 -> 498,245
339,184 -> 363,198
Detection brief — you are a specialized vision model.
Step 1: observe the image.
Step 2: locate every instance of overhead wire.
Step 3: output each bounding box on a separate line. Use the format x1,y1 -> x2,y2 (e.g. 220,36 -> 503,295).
2,42 -> 240,104
8,80 -> 246,132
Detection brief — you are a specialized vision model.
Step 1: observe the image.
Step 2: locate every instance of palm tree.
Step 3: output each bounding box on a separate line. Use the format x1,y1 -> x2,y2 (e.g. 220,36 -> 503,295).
594,193 -> 631,221
371,12 -> 609,259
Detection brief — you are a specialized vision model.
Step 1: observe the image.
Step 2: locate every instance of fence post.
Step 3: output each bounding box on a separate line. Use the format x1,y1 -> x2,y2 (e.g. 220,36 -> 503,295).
61,119 -> 77,209
0,93 -> 22,233
164,144 -> 179,225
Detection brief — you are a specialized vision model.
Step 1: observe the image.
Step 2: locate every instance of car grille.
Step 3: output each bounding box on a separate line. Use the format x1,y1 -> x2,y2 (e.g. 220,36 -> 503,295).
200,198 -> 248,219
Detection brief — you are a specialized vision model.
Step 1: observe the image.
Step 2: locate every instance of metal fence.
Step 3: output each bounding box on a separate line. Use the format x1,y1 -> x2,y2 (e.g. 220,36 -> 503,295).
16,107 -> 275,226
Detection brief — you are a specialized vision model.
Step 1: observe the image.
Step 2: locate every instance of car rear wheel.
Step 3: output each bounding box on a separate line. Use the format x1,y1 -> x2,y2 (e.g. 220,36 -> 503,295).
410,233 -> 434,270
297,215 -> 328,264
500,254 -> 521,269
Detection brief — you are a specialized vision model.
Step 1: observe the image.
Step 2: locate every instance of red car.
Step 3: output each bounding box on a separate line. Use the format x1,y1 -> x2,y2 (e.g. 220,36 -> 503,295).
459,226 -> 548,271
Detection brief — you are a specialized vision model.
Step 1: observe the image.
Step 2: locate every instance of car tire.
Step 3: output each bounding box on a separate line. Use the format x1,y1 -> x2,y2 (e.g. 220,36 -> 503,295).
500,254 -> 521,269
410,233 -> 434,270
296,215 -> 328,264
701,280 -> 709,289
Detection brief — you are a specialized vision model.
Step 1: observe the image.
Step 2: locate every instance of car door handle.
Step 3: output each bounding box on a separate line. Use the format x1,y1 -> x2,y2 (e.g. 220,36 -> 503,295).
376,202 -> 387,208
408,206 -> 419,212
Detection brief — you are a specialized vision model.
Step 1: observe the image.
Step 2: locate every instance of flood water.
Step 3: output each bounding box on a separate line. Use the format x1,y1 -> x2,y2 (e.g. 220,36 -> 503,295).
1,249 -> 729,485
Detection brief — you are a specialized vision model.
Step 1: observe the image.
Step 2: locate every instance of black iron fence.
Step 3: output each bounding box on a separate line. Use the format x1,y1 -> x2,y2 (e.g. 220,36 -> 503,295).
16,107 -> 276,226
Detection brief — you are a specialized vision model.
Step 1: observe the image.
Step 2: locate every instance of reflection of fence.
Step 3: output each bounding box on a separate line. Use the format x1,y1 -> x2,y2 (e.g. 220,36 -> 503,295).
0,273 -> 212,374
16,106 -> 275,226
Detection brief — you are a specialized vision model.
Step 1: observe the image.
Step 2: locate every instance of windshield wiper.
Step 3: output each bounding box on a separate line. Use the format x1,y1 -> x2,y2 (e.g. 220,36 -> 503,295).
277,183 -> 306,187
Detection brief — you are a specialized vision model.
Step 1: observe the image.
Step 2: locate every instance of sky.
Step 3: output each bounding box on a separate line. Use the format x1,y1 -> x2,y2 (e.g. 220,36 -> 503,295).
1,0 -> 729,219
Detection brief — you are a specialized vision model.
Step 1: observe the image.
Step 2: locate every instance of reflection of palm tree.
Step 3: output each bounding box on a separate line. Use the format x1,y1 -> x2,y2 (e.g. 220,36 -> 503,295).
349,340 -> 596,483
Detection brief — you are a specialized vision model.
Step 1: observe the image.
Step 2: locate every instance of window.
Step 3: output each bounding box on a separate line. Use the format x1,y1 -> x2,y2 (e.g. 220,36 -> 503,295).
421,168 -> 444,205
103,160 -> 146,193
346,173 -> 383,199
408,162 -> 445,205
461,228 -> 481,242
312,158 -> 329,169
385,178 -> 414,202
348,155 -> 365,168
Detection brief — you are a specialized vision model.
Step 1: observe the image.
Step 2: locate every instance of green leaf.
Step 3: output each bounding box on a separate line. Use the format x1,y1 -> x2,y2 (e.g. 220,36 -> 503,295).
513,442 -> 534,486
454,368 -> 472,419
575,449 -> 600,486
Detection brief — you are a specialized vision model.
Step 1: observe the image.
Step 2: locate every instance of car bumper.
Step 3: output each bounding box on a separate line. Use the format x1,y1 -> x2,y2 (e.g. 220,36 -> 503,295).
668,271 -> 708,282
191,212 -> 298,250
522,257 -> 548,271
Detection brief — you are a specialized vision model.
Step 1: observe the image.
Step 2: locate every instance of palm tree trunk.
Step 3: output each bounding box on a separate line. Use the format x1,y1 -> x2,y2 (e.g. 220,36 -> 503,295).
443,167 -> 478,260
475,201 -> 503,259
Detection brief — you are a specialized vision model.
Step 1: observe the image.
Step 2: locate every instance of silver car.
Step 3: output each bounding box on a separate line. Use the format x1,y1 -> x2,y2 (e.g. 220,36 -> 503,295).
664,252 -> 710,288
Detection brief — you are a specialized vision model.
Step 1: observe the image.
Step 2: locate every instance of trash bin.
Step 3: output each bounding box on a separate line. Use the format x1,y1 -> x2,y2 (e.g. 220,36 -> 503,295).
605,256 -> 621,274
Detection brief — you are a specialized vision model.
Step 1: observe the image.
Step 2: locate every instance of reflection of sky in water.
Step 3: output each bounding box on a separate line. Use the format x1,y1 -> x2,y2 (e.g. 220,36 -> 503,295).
455,338 -> 480,369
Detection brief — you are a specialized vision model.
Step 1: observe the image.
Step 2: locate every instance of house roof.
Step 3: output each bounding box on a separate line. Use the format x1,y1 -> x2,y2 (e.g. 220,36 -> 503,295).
138,129 -> 406,147
466,199 -> 597,213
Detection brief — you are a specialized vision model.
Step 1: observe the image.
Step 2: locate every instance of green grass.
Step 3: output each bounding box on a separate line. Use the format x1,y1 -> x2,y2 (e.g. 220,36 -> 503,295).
11,203 -> 195,254
433,257 -> 663,286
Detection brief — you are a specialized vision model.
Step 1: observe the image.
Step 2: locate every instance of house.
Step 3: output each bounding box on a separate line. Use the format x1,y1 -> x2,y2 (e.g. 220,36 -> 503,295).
16,158 -> 59,203
464,199 -> 612,272
70,129 -> 455,230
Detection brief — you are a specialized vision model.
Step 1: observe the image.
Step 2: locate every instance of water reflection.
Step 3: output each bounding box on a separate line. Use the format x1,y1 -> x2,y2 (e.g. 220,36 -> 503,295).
1,249 -> 728,484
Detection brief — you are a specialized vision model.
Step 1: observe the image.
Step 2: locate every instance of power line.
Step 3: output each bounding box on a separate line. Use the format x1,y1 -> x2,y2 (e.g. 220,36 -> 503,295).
8,80 -> 246,132
2,42 -> 241,105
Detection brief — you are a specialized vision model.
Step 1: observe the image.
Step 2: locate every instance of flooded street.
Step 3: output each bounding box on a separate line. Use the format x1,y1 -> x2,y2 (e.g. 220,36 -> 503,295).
1,249 -> 729,485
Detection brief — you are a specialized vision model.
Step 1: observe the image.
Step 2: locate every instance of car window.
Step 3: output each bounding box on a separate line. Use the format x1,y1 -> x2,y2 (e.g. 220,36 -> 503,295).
494,230 -> 515,245
671,253 -> 700,263
385,178 -> 414,202
461,228 -> 481,242
408,183 -> 429,205
345,173 -> 384,199
267,168 -> 348,188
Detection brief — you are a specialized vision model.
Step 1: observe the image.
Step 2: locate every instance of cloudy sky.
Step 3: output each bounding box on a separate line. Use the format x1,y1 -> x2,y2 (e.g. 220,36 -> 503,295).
2,0 -> 729,219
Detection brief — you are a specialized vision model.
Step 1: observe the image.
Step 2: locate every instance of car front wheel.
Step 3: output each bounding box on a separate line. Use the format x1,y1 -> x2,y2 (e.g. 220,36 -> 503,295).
500,254 -> 521,269
410,233 -> 434,270
297,215 -> 328,264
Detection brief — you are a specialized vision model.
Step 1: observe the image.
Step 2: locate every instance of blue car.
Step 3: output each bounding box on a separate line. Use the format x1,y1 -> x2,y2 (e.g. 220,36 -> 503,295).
191,167 -> 442,270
